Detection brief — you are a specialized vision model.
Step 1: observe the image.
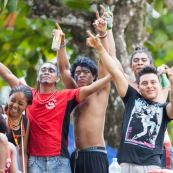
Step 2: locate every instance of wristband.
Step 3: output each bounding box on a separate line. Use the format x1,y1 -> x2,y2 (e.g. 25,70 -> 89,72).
98,32 -> 107,39
60,42 -> 66,48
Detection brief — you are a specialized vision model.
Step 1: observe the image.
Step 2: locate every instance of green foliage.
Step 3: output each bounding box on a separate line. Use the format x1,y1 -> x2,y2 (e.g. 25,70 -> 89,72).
146,0 -> 169,14
0,0 -> 8,12
0,1 -> 57,88
0,1 -> 78,90
145,9 -> 173,67
0,0 -> 17,13
62,0 -> 90,10
152,0 -> 164,13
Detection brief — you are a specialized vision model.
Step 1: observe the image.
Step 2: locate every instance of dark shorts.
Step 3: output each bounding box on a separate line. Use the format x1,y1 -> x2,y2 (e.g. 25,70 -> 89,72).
70,146 -> 109,173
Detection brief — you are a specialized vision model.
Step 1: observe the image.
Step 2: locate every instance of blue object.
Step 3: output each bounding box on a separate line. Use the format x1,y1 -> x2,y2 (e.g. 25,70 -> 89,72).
68,124 -> 117,164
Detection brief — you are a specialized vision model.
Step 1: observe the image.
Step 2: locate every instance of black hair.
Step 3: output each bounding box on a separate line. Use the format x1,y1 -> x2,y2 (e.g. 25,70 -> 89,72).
5,85 -> 33,113
70,57 -> 98,81
130,47 -> 153,65
37,62 -> 59,90
9,85 -> 33,105
0,106 -> 9,134
136,66 -> 158,84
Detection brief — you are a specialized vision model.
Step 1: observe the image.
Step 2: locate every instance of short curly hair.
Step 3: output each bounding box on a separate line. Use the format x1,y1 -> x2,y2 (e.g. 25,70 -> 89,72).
130,47 -> 153,65
70,57 -> 98,81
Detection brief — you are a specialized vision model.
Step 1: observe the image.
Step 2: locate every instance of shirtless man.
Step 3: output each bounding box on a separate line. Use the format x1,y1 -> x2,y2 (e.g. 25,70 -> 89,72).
56,7 -> 111,173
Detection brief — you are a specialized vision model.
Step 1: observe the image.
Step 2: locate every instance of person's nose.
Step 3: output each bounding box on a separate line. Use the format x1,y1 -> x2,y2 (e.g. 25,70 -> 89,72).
12,102 -> 18,108
138,59 -> 143,65
44,69 -> 50,74
79,72 -> 85,78
147,82 -> 152,88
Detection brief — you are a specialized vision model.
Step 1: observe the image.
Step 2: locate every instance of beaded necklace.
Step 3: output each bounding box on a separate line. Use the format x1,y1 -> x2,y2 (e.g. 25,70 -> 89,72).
7,112 -> 25,149
37,90 -> 57,103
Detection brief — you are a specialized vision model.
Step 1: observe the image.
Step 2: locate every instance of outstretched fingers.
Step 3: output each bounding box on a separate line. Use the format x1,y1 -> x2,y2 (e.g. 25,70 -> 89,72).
100,5 -> 106,13
86,31 -> 95,48
86,31 -> 95,38
86,31 -> 101,49
96,11 -> 100,19
56,23 -> 62,30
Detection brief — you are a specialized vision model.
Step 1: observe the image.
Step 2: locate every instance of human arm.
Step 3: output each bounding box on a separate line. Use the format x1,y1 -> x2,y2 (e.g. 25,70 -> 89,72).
166,67 -> 173,119
55,23 -> 77,89
78,74 -> 112,101
0,133 -> 8,171
19,120 -> 29,173
86,31 -> 128,98
99,5 -> 124,74
98,5 -> 133,86
0,62 -> 19,88
8,142 -> 18,173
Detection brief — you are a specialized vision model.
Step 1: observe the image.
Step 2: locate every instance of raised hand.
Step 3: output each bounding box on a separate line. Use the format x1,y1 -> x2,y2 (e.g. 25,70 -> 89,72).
86,31 -> 102,49
167,66 -> 173,83
54,23 -> 65,45
93,5 -> 107,34
157,64 -> 170,75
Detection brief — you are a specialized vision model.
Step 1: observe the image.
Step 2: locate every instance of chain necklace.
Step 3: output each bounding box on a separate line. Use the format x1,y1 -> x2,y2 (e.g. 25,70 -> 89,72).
9,114 -> 22,129
37,90 -> 57,103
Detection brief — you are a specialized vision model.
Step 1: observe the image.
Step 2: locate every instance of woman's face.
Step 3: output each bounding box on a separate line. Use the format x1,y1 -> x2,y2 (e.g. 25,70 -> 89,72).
8,92 -> 28,117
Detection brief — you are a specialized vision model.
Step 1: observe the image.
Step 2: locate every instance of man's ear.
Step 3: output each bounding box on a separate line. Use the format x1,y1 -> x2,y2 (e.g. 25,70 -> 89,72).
137,84 -> 140,91
56,76 -> 60,83
150,63 -> 154,67
130,65 -> 134,71
36,77 -> 39,82
93,75 -> 96,81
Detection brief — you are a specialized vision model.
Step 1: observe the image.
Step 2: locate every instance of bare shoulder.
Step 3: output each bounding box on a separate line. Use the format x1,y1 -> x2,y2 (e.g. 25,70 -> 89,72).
8,142 -> 16,153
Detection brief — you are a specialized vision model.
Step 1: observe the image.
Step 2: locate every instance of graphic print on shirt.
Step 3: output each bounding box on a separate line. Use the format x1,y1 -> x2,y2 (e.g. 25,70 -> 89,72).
125,98 -> 163,149
45,99 -> 56,109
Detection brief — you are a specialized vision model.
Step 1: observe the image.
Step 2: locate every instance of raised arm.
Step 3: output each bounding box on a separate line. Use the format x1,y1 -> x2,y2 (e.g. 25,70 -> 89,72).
166,67 -> 173,119
93,7 -> 109,80
56,23 -> 77,89
0,62 -> 19,88
78,74 -> 112,101
99,5 -> 124,73
86,31 -> 128,98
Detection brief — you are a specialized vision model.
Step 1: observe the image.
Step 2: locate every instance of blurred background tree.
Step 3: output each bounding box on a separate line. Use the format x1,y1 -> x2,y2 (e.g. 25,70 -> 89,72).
0,0 -> 173,148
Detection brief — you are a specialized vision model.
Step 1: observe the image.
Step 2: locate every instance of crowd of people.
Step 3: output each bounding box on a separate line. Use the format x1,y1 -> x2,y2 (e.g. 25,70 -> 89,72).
0,4 -> 173,173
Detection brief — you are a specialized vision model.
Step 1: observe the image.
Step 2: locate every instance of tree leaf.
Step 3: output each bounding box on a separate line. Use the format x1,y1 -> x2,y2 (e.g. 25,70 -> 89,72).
6,0 -> 17,13
62,0 -> 90,10
153,0 -> 164,13
0,0 -> 8,12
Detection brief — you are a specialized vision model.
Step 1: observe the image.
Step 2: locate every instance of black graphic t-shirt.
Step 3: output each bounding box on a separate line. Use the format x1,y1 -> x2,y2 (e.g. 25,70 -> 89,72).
117,85 -> 171,166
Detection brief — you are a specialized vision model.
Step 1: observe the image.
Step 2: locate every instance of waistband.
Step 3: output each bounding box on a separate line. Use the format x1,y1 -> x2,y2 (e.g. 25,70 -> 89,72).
74,146 -> 107,154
